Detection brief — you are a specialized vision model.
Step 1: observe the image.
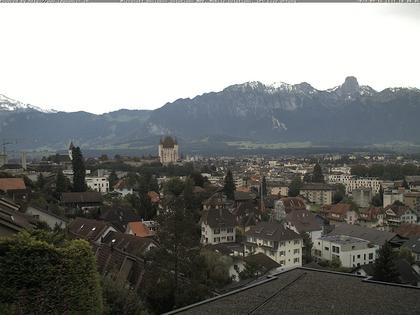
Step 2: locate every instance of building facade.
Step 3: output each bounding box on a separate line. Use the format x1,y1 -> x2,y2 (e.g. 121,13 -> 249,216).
158,136 -> 179,165
300,183 -> 335,205
200,208 -> 236,245
86,176 -> 109,193
313,234 -> 377,268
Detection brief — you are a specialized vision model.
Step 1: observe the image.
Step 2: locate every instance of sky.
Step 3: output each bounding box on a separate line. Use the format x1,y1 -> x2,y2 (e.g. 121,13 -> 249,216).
0,4 -> 419,114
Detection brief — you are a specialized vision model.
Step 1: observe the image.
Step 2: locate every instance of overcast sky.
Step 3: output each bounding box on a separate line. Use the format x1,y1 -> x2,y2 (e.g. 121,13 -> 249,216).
0,4 -> 419,114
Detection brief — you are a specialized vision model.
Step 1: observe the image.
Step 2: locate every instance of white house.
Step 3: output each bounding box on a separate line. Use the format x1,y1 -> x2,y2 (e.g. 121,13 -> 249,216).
86,176 -> 109,193
313,234 -> 377,268
200,208 -> 236,245
25,206 -> 67,229
244,221 -> 303,268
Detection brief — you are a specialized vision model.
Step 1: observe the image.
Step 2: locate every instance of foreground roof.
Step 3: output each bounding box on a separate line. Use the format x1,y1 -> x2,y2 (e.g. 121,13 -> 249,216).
168,268 -> 420,315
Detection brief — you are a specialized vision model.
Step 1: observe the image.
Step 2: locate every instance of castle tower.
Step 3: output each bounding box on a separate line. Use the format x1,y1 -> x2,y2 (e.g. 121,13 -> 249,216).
158,136 -> 179,165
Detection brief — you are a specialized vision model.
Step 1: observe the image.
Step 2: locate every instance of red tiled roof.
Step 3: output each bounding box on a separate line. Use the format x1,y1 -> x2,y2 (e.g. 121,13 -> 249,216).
395,224 -> 420,238
0,178 -> 26,192
127,221 -> 155,237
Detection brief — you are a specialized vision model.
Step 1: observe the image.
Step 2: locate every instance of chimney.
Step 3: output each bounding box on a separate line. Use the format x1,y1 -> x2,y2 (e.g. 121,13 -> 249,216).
21,152 -> 27,170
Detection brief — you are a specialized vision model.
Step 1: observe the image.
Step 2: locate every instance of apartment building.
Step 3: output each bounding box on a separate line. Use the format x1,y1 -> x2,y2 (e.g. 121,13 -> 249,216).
327,174 -> 382,195
86,176 -> 109,193
299,183 -> 335,205
200,208 -> 236,245
244,222 -> 303,268
313,234 -> 377,268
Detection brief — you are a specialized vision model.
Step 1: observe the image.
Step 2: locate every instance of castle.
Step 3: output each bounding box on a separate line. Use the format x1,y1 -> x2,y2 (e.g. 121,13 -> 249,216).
158,136 -> 179,165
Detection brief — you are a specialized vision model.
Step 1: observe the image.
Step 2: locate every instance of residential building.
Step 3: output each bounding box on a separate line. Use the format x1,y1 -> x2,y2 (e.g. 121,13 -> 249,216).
158,136 -> 179,165
327,174 -> 382,195
284,209 -> 323,242
0,177 -> 28,200
99,206 -> 141,232
395,223 -> 420,238
299,183 -> 335,205
125,221 -> 155,237
402,237 -> 420,263
328,222 -> 397,247
86,176 -> 109,193
200,208 -> 236,245
244,221 -> 303,268
113,178 -> 134,197
313,234 -> 377,268
320,203 -> 358,224
61,192 -> 103,213
25,206 -> 67,229
357,207 -> 385,228
272,197 -> 306,221
270,185 -> 289,197
352,188 -> 372,208
68,217 -> 116,245
0,198 -> 36,236
167,268 -> 420,315
403,192 -> 420,208
383,188 -> 405,208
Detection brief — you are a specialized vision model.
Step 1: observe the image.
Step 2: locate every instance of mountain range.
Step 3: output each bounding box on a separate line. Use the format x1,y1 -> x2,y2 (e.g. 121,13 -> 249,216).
1,76 -> 420,155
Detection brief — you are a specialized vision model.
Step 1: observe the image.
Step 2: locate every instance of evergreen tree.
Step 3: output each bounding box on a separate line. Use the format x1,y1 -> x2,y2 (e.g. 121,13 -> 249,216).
302,232 -> 313,264
223,169 -> 235,200
373,242 -> 400,283
37,173 -> 46,190
261,176 -> 267,197
288,176 -> 302,197
108,170 -> 118,190
402,179 -> 409,189
312,163 -> 324,183
55,170 -> 67,194
72,146 -> 87,192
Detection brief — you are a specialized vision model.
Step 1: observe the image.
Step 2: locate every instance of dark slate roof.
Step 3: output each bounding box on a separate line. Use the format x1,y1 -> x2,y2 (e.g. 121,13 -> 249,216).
101,231 -> 156,257
68,217 -> 112,242
244,253 -> 280,271
245,221 -> 301,242
354,259 -> 420,287
234,191 -> 257,201
205,242 -> 244,256
402,236 -> 420,254
99,206 -> 141,232
328,223 -> 396,246
168,268 -> 420,315
160,136 -> 177,148
61,192 -> 103,204
0,204 -> 36,232
200,208 -> 236,229
285,209 -> 322,234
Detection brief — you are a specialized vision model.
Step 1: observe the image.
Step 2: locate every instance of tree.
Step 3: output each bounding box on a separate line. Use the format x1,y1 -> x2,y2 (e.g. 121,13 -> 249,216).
333,184 -> 346,204
72,146 -> 87,192
56,169 -> 68,194
373,242 -> 400,283
261,176 -> 267,197
312,163 -> 324,183
288,176 -> 302,197
108,170 -> 118,190
402,179 -> 409,189
163,177 -> 185,197
37,173 -> 46,191
302,232 -> 313,264
190,171 -> 205,188
223,169 -> 235,200
0,231 -> 103,314
397,247 -> 415,265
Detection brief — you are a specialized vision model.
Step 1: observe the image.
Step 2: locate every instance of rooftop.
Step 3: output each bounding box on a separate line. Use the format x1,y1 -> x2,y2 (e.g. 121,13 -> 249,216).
319,234 -> 369,246
168,267 -> 420,315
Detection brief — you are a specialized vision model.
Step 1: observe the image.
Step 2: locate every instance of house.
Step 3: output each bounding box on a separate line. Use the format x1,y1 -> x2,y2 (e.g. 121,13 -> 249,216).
328,222 -> 397,247
158,136 -> 179,165
357,207 -> 385,228
0,198 -> 36,236
270,185 -> 289,197
403,192 -> 420,208
320,203 -> 358,224
200,208 -> 236,245
125,221 -> 155,237
402,237 -> 420,263
61,192 -> 103,213
299,183 -> 335,205
272,197 -> 306,221
25,206 -> 67,229
86,176 -> 109,193
0,178 -> 28,200
353,259 -> 420,287
113,178 -> 134,197
244,221 -> 303,268
313,234 -> 377,268
68,217 -> 116,245
284,209 -> 323,242
94,231 -> 157,289
384,203 -> 416,227
166,268 -> 420,315
99,206 -> 141,232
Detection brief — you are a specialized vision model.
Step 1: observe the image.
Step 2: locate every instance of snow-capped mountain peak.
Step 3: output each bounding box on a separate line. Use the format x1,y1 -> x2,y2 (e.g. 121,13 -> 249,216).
0,94 -> 56,113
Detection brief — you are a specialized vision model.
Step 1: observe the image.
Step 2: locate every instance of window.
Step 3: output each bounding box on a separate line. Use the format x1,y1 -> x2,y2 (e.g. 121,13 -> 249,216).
332,246 -> 340,253
280,260 -> 285,266
279,251 -> 286,256
227,227 -> 233,233
280,241 -> 285,247
293,258 -> 300,263
294,240 -> 300,245
294,249 -> 300,254
353,256 -> 355,262
325,247 -> 329,251
214,228 -> 220,234
357,254 -> 360,259
369,253 -> 373,260
227,236 -> 234,241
